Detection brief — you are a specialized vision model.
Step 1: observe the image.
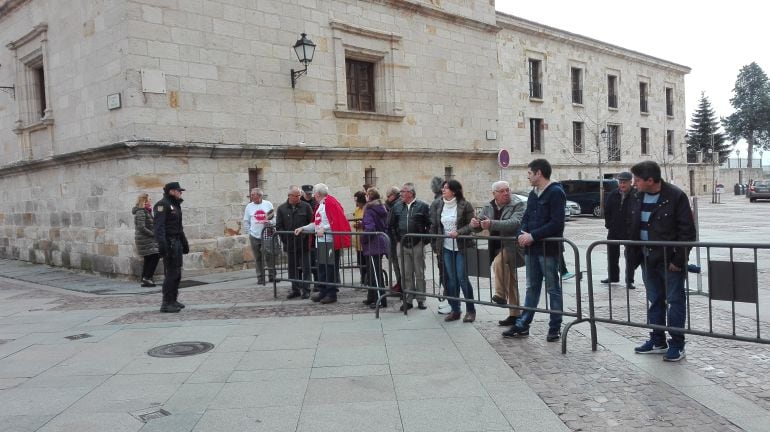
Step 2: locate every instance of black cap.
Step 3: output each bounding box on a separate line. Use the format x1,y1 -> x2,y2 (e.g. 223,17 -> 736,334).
164,181 -> 186,191
616,172 -> 632,181
301,185 -> 313,193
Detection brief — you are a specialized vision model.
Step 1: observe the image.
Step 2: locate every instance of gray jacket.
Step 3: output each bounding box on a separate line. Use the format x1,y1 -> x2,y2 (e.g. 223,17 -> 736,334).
133,206 -> 159,256
472,196 -> 526,266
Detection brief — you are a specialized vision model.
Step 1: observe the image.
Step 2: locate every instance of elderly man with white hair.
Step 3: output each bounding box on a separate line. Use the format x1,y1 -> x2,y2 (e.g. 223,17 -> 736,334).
294,183 -> 351,304
470,180 -> 526,326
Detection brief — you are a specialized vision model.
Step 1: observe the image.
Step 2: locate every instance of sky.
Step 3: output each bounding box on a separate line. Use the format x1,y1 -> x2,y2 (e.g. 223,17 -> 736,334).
495,0 -> 769,160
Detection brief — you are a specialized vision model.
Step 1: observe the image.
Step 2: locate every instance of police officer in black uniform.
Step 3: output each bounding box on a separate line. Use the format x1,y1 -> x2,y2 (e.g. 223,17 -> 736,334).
154,182 -> 190,313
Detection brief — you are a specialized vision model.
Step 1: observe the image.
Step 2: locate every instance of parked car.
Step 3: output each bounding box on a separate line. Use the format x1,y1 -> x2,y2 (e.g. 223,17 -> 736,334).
560,179 -> 619,217
748,180 -> 770,202
514,192 -> 580,221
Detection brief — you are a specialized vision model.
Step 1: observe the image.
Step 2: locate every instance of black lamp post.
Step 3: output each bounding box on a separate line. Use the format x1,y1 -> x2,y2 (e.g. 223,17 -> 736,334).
291,33 -> 316,88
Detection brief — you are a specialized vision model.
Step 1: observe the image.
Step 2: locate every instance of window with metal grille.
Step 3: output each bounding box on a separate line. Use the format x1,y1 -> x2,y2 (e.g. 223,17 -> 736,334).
528,59 -> 542,99
607,124 -> 621,161
665,87 -> 674,116
639,82 -> 648,113
607,75 -> 618,108
640,127 -> 649,155
364,167 -> 377,187
346,59 -> 375,112
666,130 -> 674,155
444,166 -> 454,181
571,68 -> 583,104
248,168 -> 266,197
573,121 -> 584,153
530,118 -> 543,153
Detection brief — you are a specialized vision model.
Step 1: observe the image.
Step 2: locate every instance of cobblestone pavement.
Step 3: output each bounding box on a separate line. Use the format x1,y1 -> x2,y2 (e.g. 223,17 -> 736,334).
1,194 -> 769,431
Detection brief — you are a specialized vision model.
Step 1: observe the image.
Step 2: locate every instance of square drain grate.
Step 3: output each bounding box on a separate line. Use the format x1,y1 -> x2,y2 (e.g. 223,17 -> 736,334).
130,407 -> 171,423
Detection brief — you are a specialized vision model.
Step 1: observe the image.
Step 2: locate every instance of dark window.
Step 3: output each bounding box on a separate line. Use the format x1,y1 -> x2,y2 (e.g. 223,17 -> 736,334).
444,166 -> 454,181
573,121 -> 583,153
33,65 -> 46,118
607,75 -> 618,108
639,82 -> 648,113
364,167 -> 377,187
665,87 -> 674,116
607,124 -> 620,161
528,59 -> 542,99
640,127 -> 649,155
248,168 -> 265,197
666,130 -> 674,155
571,67 -> 583,104
530,118 -> 543,152
346,59 -> 375,112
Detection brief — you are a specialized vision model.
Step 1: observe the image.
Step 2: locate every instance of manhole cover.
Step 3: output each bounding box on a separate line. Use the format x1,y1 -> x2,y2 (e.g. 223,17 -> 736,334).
147,341 -> 214,358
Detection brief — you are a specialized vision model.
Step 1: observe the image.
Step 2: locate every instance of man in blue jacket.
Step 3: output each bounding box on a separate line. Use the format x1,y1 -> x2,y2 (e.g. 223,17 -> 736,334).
503,159 -> 566,342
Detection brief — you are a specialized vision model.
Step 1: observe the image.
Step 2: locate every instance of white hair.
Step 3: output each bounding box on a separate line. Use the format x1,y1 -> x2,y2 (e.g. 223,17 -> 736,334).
492,180 -> 510,192
313,183 -> 329,196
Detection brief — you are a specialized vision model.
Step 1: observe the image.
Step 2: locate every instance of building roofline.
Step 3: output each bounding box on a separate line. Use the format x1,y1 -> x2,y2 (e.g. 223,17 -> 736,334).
495,11 -> 691,74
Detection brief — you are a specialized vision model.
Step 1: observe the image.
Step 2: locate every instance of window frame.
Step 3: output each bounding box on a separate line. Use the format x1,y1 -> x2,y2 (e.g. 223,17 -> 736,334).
345,58 -> 375,112
607,74 -> 618,109
528,58 -> 543,100
665,87 -> 674,117
640,127 -> 649,155
571,67 -> 583,105
639,81 -> 649,114
607,124 -> 621,161
7,23 -> 54,134
572,121 -> 584,153
666,130 -> 674,155
530,118 -> 544,153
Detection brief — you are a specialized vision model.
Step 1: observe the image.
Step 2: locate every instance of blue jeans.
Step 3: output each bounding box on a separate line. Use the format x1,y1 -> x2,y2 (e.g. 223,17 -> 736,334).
443,248 -> 475,314
641,261 -> 686,348
516,254 -> 562,332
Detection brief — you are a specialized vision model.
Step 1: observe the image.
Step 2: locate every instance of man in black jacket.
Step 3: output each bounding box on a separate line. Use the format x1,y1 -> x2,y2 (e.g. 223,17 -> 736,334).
628,161 -> 696,362
276,185 -> 314,299
602,171 -> 638,289
389,182 -> 431,310
154,182 -> 189,313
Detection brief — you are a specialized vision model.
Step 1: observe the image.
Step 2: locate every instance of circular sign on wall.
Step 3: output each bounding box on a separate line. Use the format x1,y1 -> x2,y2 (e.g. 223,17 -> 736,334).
498,149 -> 510,168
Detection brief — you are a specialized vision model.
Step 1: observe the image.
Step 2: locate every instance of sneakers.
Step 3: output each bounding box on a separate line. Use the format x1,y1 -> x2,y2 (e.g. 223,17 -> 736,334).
417,301 -> 427,310
663,346 -> 686,362
141,278 -> 156,287
437,303 -> 452,314
546,329 -> 561,342
562,272 -> 576,280
502,326 -> 529,338
634,340 -> 668,354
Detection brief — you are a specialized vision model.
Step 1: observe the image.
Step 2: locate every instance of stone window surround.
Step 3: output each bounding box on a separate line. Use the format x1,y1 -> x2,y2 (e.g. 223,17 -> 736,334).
330,19 -> 404,122
7,23 -> 53,135
525,50 -> 545,102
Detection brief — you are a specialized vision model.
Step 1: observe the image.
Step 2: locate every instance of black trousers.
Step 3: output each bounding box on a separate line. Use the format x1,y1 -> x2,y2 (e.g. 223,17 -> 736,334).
608,243 -> 638,284
162,241 -> 183,304
366,254 -> 387,304
287,248 -> 312,293
142,253 -> 160,280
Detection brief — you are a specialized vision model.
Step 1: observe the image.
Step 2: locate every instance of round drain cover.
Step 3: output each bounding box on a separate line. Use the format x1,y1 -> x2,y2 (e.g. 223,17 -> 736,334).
147,341 -> 214,358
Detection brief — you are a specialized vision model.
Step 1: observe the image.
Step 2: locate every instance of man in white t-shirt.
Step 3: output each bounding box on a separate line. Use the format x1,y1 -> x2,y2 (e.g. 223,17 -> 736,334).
244,188 -> 275,284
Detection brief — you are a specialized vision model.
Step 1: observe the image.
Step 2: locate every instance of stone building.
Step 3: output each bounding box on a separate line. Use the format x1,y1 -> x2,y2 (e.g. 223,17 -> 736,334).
0,0 -> 689,276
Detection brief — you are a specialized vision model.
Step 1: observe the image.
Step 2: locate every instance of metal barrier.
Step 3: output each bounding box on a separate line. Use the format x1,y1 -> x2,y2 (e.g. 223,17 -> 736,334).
265,229 -> 400,318
399,233 -> 586,353
585,239 -> 770,351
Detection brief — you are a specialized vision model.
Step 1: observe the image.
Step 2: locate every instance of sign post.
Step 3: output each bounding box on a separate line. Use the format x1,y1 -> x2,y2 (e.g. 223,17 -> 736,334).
497,149 -> 510,180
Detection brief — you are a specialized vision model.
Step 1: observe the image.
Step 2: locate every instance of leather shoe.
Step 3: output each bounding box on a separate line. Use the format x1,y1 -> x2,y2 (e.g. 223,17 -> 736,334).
399,302 -> 413,312
498,316 -> 518,326
444,311 -> 461,322
160,303 -> 180,313
311,294 -> 323,302
600,278 -> 618,284
174,301 -> 185,309
462,312 -> 476,323
319,296 -> 337,304
301,292 -> 310,299
287,291 -> 301,299
417,301 -> 427,310
491,295 -> 506,305
626,283 -> 636,290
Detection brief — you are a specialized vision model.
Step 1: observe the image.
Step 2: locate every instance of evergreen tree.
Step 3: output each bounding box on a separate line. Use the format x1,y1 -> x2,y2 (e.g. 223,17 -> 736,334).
722,62 -> 770,167
687,92 -> 729,163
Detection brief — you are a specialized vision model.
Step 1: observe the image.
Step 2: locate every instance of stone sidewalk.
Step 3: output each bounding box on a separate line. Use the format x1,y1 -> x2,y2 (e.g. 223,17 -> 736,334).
1,193 -> 770,431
